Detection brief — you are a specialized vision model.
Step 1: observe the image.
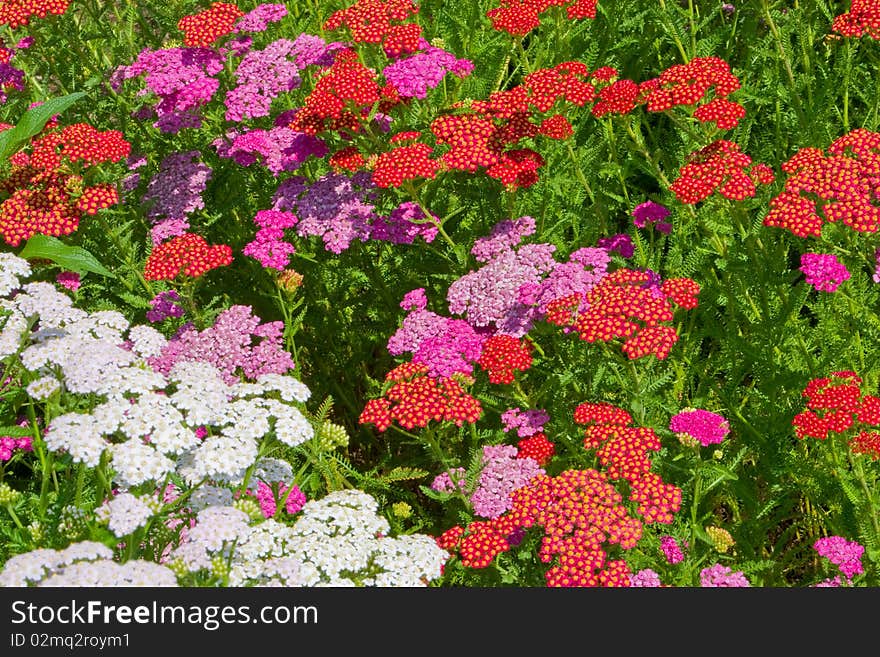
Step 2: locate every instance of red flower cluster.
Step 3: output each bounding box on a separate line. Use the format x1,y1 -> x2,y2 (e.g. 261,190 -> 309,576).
359,362 -> 482,432
426,62 -> 594,188
0,122 -> 130,246
486,0 -> 597,37
792,371 -> 880,459
642,57 -> 744,130
669,140 -> 775,204
290,50 -> 399,137
371,142 -> 439,188
833,1 -> 880,39
517,432 -> 555,466
477,334 -> 533,384
177,2 -> 243,47
547,269 -> 699,360
323,0 -> 421,57
143,233 -> 233,281
763,128 -> 880,238
0,0 -> 69,29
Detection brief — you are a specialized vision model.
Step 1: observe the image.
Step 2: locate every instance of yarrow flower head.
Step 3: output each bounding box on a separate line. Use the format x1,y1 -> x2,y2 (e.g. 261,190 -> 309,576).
799,253 -> 851,293
631,200 -> 672,233
700,563 -> 750,587
669,409 -> 730,447
814,535 -> 864,579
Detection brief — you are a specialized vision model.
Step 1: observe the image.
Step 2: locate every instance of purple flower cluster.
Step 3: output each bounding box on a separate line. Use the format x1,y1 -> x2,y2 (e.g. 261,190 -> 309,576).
470,216 -> 536,263
501,407 -> 549,438
669,409 -> 730,447
370,202 -> 439,245
225,39 -> 302,122
632,200 -> 672,233
814,536 -> 864,579
699,564 -> 751,587
382,40 -> 474,99
146,290 -> 184,323
234,3 -> 288,33
518,247 -> 610,315
148,305 -> 295,385
273,172 -> 377,254
800,253 -> 851,293
142,151 -> 212,226
214,126 -> 326,175
287,33 -> 347,69
596,233 -> 635,258
243,209 -> 299,271
112,47 -> 224,133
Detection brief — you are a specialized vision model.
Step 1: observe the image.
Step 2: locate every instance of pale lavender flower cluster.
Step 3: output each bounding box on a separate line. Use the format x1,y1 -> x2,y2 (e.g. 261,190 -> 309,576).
146,291 -> 184,323
225,39 -> 303,122
431,445 -> 543,519
214,126 -> 327,175
501,407 -> 549,438
112,47 -> 225,133
242,209 -> 299,271
814,536 -> 864,579
518,247 -> 610,315
387,305 -> 485,378
382,40 -> 474,99
148,305 -> 295,385
800,252 -> 851,293
699,563 -> 751,587
273,172 -> 378,254
142,151 -> 212,227
234,3 -> 288,33
470,216 -> 536,263
629,568 -> 662,587
370,201 -> 439,245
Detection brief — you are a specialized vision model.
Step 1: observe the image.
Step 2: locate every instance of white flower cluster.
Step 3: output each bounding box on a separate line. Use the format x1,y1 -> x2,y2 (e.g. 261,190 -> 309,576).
0,541 -> 177,587
94,492 -> 155,538
0,254 -> 315,488
169,490 -> 448,587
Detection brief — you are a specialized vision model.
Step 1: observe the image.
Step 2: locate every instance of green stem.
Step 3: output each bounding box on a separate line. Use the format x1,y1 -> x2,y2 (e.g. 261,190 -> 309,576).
4,503 -> 24,530
658,0 -> 691,63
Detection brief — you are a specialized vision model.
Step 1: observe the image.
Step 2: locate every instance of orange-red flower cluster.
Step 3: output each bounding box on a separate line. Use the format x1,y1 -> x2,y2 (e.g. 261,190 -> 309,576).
793,371 -> 880,460
177,2 -> 243,47
0,122 -> 130,246
833,1 -> 880,39
574,401 -> 682,523
359,362 -> 483,432
486,0 -> 597,37
545,268 -> 699,360
669,139 -> 774,204
324,0 -> 421,57
143,232 -> 233,281
0,0 -> 69,29
763,128 -> 880,238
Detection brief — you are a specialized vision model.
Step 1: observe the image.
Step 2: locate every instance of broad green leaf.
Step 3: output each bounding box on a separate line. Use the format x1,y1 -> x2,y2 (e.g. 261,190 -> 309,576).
18,234 -> 115,277
0,92 -> 87,162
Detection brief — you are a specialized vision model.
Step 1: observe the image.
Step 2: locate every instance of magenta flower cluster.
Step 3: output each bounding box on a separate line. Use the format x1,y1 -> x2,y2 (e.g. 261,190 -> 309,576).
632,200 -> 672,233
799,253 -> 851,293
242,209 -> 299,271
814,536 -> 864,579
253,481 -> 307,518
382,40 -> 474,99
660,535 -> 685,564
669,409 -> 730,446
0,435 -> 32,461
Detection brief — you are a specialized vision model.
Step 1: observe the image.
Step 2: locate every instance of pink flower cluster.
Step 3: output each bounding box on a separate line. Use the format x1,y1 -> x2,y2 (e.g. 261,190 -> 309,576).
242,209 -> 299,271
253,481 -> 306,518
660,535 -> 686,564
501,407 -> 550,438
700,563 -> 751,587
814,535 -> 864,579
669,409 -> 730,446
799,253 -> 851,293
0,434 -> 31,461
